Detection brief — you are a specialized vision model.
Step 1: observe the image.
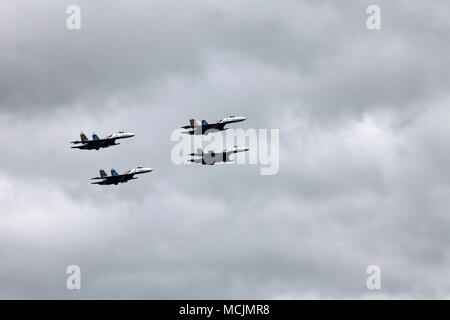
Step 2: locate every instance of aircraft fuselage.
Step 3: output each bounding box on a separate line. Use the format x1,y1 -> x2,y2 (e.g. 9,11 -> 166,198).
182,116 -> 246,135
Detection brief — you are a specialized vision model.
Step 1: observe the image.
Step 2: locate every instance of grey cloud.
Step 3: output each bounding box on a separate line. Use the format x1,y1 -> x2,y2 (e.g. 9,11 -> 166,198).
0,0 -> 450,299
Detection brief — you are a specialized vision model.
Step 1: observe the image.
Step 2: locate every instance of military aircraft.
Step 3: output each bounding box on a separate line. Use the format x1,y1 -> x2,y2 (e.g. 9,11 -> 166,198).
71,131 -> 135,150
181,115 -> 246,135
188,146 -> 249,165
91,167 -> 153,185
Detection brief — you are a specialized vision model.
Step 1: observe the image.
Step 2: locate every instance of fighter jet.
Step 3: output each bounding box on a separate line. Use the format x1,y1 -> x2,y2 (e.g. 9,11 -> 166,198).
181,115 -> 246,135
188,146 -> 249,165
71,131 -> 135,150
90,167 -> 153,185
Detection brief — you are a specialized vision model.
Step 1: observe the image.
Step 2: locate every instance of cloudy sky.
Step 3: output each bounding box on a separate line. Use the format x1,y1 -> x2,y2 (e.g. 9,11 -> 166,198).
1,0 -> 449,299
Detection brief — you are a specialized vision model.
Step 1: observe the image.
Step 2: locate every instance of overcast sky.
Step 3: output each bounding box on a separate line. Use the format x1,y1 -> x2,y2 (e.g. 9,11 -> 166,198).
1,0 -> 449,299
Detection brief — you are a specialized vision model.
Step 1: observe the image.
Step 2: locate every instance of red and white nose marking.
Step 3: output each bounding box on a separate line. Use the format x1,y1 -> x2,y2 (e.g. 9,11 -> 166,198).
223,116 -> 246,123
115,132 -> 135,139
132,167 -> 153,174
228,146 -> 249,153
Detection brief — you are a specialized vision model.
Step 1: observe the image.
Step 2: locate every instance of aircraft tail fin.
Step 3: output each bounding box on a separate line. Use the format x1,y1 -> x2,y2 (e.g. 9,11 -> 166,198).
80,132 -> 88,142
99,170 -> 108,178
111,169 -> 119,176
201,120 -> 208,126
92,133 -> 100,140
190,119 -> 199,128
189,148 -> 203,156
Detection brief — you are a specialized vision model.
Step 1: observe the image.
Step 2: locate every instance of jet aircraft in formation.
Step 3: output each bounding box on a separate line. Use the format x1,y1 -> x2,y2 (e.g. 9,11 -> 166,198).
188,146 -> 249,165
181,115 -> 246,135
90,167 -> 153,185
72,115 -> 248,185
71,131 -> 135,150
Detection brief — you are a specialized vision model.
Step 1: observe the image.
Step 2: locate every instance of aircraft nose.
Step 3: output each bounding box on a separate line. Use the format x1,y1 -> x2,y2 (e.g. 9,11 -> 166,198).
128,132 -> 136,137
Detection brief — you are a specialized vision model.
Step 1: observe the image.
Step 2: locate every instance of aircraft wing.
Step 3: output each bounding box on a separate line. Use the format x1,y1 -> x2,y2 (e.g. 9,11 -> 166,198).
90,174 -> 119,180
71,139 -> 96,144
215,123 -> 226,131
73,137 -> 116,144
111,172 -> 134,179
90,173 -> 133,183
91,138 -> 113,143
